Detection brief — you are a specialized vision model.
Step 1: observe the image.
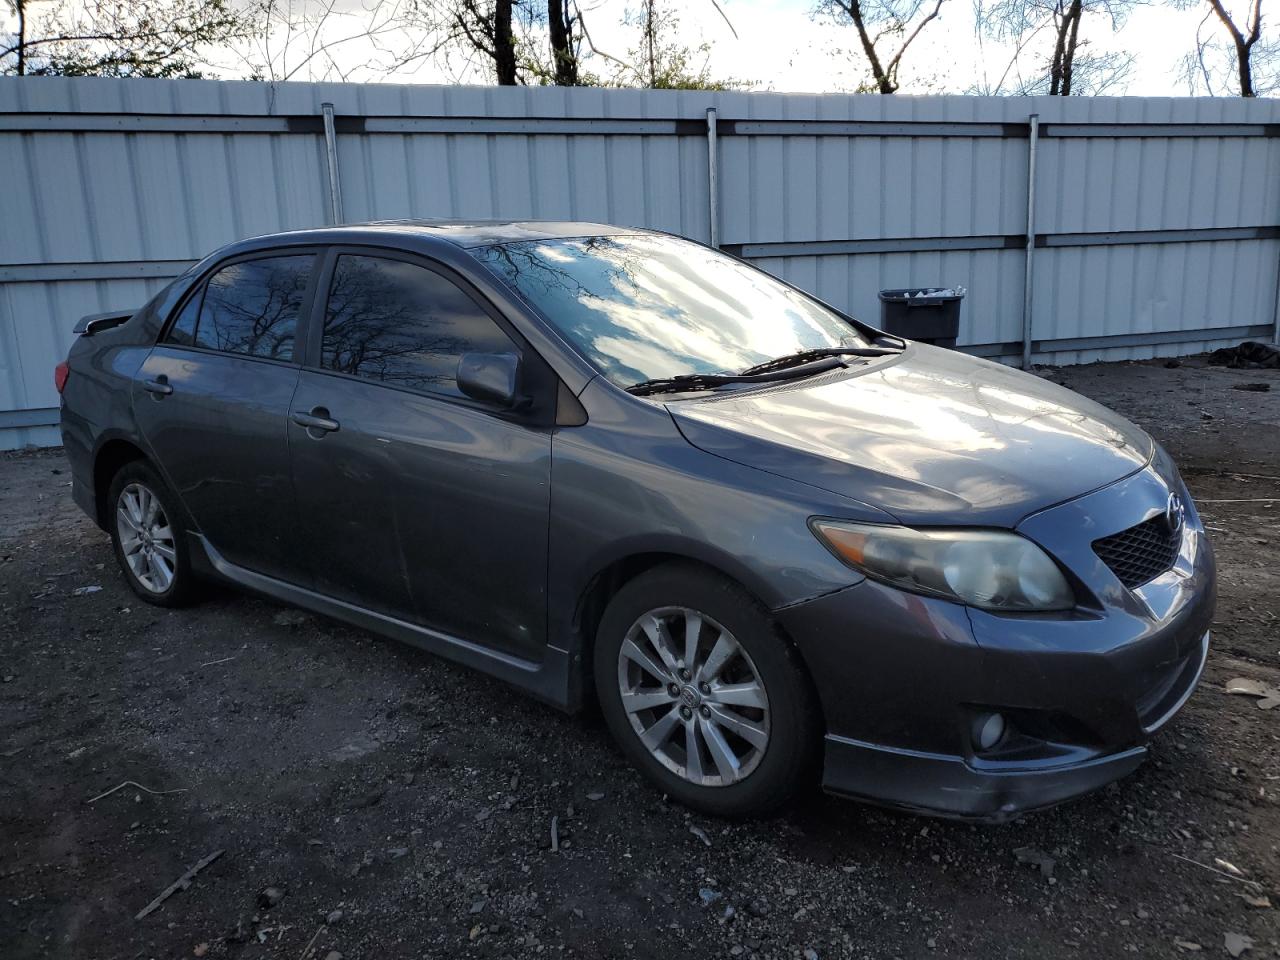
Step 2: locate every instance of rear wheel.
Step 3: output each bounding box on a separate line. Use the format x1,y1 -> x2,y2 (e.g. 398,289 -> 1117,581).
107,461 -> 198,607
594,564 -> 820,816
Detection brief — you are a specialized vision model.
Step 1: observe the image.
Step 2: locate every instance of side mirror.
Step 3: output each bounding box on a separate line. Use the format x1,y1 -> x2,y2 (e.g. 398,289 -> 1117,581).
457,352 -> 523,408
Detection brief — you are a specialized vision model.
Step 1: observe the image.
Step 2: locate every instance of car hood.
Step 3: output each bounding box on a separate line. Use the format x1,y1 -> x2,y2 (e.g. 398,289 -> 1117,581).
669,344 -> 1154,528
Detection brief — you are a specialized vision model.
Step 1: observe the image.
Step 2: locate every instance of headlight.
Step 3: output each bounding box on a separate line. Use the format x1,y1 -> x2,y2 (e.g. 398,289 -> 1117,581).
811,519 -> 1075,611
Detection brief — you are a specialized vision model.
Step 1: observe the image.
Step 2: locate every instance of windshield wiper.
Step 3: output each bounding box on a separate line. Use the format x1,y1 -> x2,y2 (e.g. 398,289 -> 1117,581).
625,372 -> 754,397
737,345 -> 902,377
626,355 -> 852,397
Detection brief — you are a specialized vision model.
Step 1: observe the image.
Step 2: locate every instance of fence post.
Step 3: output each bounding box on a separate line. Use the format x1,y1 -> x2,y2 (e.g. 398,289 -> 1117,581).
321,103 -> 344,225
1273,249 -> 1280,345
706,107 -> 719,248
1020,113 -> 1040,371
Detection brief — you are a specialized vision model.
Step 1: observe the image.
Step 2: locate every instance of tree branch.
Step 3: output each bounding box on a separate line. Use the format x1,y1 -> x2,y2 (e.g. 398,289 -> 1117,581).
884,0 -> 945,80
833,0 -> 893,92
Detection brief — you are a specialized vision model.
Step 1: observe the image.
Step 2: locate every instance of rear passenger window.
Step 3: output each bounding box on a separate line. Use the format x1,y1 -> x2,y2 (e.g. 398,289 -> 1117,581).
321,255 -> 515,399
171,256 -> 312,360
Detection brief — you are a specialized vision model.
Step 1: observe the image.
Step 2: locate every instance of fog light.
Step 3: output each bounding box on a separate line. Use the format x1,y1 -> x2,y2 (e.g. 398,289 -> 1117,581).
973,712 -> 1006,751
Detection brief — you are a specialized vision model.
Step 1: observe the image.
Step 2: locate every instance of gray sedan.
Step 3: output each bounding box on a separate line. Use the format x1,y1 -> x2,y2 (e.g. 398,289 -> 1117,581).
57,221 -> 1215,819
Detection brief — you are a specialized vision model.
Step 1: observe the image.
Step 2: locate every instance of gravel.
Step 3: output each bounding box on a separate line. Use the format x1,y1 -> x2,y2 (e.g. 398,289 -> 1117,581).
2,355 -> 1278,959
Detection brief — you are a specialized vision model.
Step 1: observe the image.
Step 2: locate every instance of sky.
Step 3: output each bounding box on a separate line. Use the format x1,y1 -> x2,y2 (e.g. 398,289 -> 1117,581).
331,0 -> 1224,96
655,0 -> 1216,96
1,0 -> 1242,96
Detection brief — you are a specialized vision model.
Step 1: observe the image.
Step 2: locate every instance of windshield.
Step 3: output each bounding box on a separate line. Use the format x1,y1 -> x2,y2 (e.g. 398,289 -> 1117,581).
470,234 -> 867,389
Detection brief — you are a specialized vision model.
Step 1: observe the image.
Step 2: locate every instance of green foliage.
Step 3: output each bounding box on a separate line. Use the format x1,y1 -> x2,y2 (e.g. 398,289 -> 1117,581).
609,0 -> 747,89
639,39 -> 739,89
3,0 -> 255,76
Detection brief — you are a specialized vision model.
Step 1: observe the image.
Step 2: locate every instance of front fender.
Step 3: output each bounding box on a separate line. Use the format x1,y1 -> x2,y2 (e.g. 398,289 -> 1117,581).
545,385 -> 884,674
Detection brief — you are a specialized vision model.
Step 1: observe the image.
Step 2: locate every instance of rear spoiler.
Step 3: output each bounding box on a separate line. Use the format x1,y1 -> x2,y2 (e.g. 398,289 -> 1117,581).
74,309 -> 136,336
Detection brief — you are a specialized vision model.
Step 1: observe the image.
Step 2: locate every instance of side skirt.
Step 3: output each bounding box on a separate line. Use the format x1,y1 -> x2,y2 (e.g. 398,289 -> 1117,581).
189,533 -> 574,710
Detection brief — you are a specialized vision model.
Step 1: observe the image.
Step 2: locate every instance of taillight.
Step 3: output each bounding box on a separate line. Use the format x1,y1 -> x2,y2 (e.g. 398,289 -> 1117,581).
54,361 -> 70,394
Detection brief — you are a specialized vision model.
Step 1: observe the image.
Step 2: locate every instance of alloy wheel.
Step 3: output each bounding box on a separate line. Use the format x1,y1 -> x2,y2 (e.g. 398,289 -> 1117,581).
616,606 -> 771,787
116,482 -> 177,594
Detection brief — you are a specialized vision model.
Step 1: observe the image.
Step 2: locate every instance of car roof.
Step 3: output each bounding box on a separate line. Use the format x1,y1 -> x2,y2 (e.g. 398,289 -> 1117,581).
224,219 -> 652,255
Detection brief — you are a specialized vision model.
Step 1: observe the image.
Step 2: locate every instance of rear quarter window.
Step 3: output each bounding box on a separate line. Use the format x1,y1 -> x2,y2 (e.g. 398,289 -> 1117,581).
166,289 -> 202,346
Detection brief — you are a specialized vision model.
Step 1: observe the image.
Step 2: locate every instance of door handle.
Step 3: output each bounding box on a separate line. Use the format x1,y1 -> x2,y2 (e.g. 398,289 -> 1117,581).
291,408 -> 340,433
142,376 -> 173,396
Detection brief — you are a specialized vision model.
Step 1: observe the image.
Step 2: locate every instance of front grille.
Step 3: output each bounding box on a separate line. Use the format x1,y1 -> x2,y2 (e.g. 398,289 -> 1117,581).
1093,514 -> 1182,588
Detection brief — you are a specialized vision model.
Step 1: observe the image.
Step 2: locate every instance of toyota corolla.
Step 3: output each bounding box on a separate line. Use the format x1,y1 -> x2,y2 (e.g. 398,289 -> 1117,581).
57,221 -> 1215,820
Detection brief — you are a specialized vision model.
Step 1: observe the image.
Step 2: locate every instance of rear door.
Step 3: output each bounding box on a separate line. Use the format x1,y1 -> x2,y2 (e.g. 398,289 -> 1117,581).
288,248 -> 554,660
133,251 -> 318,584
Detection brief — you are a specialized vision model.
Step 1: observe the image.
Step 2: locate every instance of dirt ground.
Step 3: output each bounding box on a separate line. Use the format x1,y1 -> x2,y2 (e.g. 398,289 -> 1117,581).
2,355 -> 1279,960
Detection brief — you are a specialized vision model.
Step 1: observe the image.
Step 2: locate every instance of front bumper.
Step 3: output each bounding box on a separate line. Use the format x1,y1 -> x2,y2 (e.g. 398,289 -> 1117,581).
819,630 -> 1207,821
777,462 -> 1216,822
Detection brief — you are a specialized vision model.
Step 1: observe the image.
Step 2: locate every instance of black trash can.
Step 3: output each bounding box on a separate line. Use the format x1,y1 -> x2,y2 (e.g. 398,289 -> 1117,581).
878,287 -> 965,348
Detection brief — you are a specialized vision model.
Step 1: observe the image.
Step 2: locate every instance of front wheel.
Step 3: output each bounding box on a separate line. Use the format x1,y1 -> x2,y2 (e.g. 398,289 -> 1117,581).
594,564 -> 820,817
107,461 -> 198,607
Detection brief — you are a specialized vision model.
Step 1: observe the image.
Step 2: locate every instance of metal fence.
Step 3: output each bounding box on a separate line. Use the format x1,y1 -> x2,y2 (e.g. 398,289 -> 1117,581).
3,77 -> 1279,450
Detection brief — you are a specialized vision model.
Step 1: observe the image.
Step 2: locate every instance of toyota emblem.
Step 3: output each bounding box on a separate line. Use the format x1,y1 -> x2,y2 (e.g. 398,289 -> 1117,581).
1165,492 -> 1185,534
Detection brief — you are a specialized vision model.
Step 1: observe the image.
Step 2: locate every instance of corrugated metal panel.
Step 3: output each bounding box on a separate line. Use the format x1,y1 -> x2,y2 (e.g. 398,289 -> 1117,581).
336,129 -> 709,239
2,78 -> 1279,449
755,249 -> 1025,347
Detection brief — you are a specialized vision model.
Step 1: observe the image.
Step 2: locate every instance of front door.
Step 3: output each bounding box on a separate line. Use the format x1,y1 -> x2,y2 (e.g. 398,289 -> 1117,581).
133,252 -> 318,584
288,250 -> 553,660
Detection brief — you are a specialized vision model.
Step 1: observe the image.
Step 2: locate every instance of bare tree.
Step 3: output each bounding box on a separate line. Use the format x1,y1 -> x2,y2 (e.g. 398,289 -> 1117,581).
546,0 -> 579,83
432,0 -> 741,89
230,0 -> 451,82
383,0 -> 529,84
2,0 -> 253,76
508,0 -> 585,85
6,0 -> 23,73
385,0 -> 576,86
1209,0 -> 1262,94
461,0 -> 519,83
1180,0 -> 1272,95
1048,0 -> 1082,92
513,0 -> 738,88
1176,0 -> 1279,95
587,0 -> 742,88
639,0 -> 657,84
972,0 -> 1136,95
1,0 -> 745,88
819,0 -> 948,93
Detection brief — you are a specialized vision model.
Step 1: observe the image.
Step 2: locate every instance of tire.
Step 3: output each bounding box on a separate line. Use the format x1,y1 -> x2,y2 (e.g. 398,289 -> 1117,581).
594,563 -> 820,817
107,460 -> 199,607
